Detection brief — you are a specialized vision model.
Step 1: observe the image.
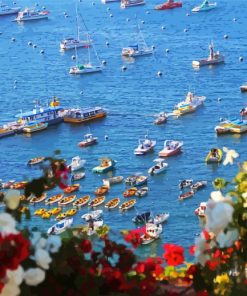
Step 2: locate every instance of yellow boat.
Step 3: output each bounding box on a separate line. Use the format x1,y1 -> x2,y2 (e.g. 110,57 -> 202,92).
65,208 -> 77,216
88,196 -> 105,207
205,148 -> 223,163
73,195 -> 90,207
45,193 -> 64,205
19,206 -> 29,214
30,193 -> 47,204
48,207 -> 62,215
56,213 -> 67,220
119,199 -> 136,211
105,197 -> 120,209
58,195 -> 76,206
94,185 -> 109,196
42,212 -> 51,219
34,208 -> 46,216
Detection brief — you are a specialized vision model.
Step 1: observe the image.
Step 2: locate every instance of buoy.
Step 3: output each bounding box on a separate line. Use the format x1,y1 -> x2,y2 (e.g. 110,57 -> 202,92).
107,8 -> 111,11
40,50 -> 44,54
80,91 -> 83,95
141,20 -> 145,24
166,49 -> 170,53
239,56 -> 244,62
122,65 -> 127,71
33,44 -> 37,48
186,13 -> 190,16
11,37 -> 16,42
71,55 -> 76,60
92,2 -> 95,5
42,6 -> 46,10
218,97 -> 222,102
219,118 -> 224,122
28,41 -> 32,46
161,26 -> 165,30
14,80 -> 17,84
104,135 -> 109,140
13,85 -> 16,89
13,2 -> 16,4
102,60 -> 106,65
35,3 -> 39,6
63,12 -> 67,15
65,15 -> 68,18
224,34 -> 228,39
109,14 -> 113,18
146,11 -> 150,14
184,28 -> 188,33
152,45 -> 155,50
106,41 -> 109,46
126,18 -> 130,22
157,71 -> 162,77
233,17 -> 237,22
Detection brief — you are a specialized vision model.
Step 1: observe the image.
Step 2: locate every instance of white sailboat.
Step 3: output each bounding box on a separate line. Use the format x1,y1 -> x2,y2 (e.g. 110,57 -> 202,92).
122,21 -> 153,57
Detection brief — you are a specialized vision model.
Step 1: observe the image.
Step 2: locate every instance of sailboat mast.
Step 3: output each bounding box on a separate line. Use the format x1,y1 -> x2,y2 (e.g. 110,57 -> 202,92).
75,3 -> 79,40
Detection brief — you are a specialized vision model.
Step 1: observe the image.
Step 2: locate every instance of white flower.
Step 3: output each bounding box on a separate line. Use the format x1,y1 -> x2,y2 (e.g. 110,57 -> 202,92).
194,236 -> 210,266
4,190 -> 20,210
30,231 -> 42,246
206,200 -> 234,234
223,147 -> 239,166
34,248 -> 52,270
216,229 -> 239,248
1,266 -> 24,296
46,235 -> 61,253
24,268 -> 45,286
0,213 -> 17,234
211,191 -> 225,202
35,237 -> 47,250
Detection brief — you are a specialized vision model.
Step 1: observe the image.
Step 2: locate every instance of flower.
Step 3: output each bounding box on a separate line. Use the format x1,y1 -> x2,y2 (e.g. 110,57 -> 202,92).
4,190 -> 20,210
35,237 -> 47,250
223,147 -> 239,166
205,200 -> 234,234
24,268 -> 45,286
210,191 -> 225,202
1,266 -> 24,296
163,243 -> 184,266
216,229 -> 239,248
30,231 -> 41,246
0,213 -> 17,234
194,236 -> 211,266
46,235 -> 61,253
79,239 -> 92,253
34,249 -> 52,270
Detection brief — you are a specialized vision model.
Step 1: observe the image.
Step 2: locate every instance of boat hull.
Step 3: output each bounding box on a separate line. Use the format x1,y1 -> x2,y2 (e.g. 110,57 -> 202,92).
155,2 -> 182,10
192,58 -> 224,67
15,15 -> 48,21
69,66 -> 102,75
0,129 -> 15,138
121,1 -> 145,8
64,113 -> 106,123
0,7 -> 21,16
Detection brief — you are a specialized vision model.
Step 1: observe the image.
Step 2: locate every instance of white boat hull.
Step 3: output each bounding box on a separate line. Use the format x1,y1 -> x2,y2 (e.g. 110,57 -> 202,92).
60,41 -> 90,50
15,15 -> 48,21
47,218 -> 73,235
122,49 -> 153,57
192,57 -> 224,67
0,7 -> 21,15
69,66 -> 102,75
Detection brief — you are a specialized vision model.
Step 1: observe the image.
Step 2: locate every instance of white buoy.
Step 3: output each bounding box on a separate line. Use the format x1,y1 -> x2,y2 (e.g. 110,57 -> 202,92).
33,44 -> 37,48
233,17 -> 237,22
14,80 -> 17,84
109,14 -> 113,18
218,97 -> 222,102
184,28 -> 188,33
186,13 -> 190,16
28,41 -> 32,46
42,6 -> 46,10
11,37 -> 16,42
106,41 -> 109,46
92,2 -> 95,5
152,45 -> 155,50
239,56 -> 244,62
107,8 -> 111,11
157,71 -> 162,77
104,135 -> 109,140
146,11 -> 150,14
80,91 -> 83,95
63,12 -> 67,15
71,55 -> 76,60
35,3 -> 39,6
224,34 -> 228,39
166,49 -> 170,53
102,60 -> 106,65
161,26 -> 165,30
141,20 -> 145,24
126,18 -> 130,22
40,50 -> 44,54
122,65 -> 127,71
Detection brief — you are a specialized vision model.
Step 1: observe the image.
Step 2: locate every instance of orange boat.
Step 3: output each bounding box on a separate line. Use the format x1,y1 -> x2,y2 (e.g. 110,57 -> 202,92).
88,196 -> 105,207
123,187 -> 137,198
30,193 -> 47,204
73,195 -> 90,207
119,199 -> 136,211
45,193 -> 64,205
94,185 -> 109,196
58,195 -> 76,206
11,181 -> 28,189
64,184 -> 80,194
105,197 -> 120,209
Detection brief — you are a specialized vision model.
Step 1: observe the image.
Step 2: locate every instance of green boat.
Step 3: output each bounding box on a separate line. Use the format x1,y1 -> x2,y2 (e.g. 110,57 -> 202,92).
92,157 -> 116,173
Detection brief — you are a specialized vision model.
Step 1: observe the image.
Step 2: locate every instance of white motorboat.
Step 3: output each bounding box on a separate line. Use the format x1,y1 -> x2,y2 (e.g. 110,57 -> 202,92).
174,92 -> 206,109
103,176 -> 124,186
60,38 -> 91,50
192,42 -> 224,67
179,179 -> 193,190
0,3 -> 21,16
150,213 -> 170,224
148,158 -> 168,175
78,133 -> 98,147
68,156 -> 86,172
134,135 -> 156,155
86,219 -> 104,236
191,181 -> 207,191
192,1 -> 217,13
194,202 -> 207,217
14,8 -> 49,21
102,0 -> 120,3
135,186 -> 148,197
81,209 -> 103,221
121,0 -> 145,8
141,223 -> 162,245
47,218 -> 73,235
154,112 -> 168,125
159,140 -> 183,157
71,172 -> 85,182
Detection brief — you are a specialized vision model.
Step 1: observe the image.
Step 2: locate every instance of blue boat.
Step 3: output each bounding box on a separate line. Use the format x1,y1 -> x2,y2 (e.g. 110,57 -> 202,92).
192,0 -> 217,13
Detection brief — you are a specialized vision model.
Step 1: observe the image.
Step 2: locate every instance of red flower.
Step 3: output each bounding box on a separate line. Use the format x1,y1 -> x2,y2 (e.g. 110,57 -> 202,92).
0,282 -> 4,294
197,290 -> 209,296
186,264 -> 198,277
189,245 -> 195,256
202,230 -> 210,241
79,239 -> 92,253
226,247 -> 234,254
206,260 -> 218,271
163,243 -> 184,266
124,231 -> 142,248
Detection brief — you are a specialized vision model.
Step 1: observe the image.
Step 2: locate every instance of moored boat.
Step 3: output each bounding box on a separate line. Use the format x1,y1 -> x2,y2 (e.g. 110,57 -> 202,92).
47,218 -> 73,234
121,0 -> 145,8
141,223 -> 162,245
14,8 -> 49,21
64,107 -> 106,123
23,122 -> 48,133
192,0 -> 217,13
64,184 -> 80,194
34,208 -> 46,216
48,207 -> 62,215
132,211 -> 151,223
159,140 -> 183,157
135,186 -> 149,197
60,38 -> 91,50
27,156 -> 45,166
192,42 -> 224,67
105,197 -> 120,209
58,195 -> 76,206
0,127 -> 15,139
0,3 -> 21,16
179,179 -> 193,190
81,209 -> 103,221
150,213 -> 170,224
78,133 -> 98,147
71,172 -> 85,182
103,176 -> 124,186
191,181 -> 207,191
30,193 -> 47,204
88,196 -> 105,207
11,181 -> 28,189
134,135 -> 156,155
92,158 -> 116,173
68,156 -> 86,172
42,212 -> 51,219
123,187 -> 137,197
179,190 -> 195,201
154,112 -> 167,125
155,0 -> 182,10
56,213 -> 67,221
45,194 -> 64,205
148,159 -> 168,175
73,195 -> 90,207
94,185 -> 109,196
119,199 -> 136,210
205,148 -> 223,163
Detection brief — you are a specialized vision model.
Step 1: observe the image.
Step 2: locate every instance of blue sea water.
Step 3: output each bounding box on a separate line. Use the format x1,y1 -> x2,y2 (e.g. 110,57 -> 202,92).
0,0 -> 246,258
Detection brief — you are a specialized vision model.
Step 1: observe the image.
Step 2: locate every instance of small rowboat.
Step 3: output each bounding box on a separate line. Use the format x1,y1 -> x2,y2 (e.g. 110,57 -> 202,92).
34,208 -> 46,216
105,197 -> 120,209
56,213 -> 67,221
191,181 -> 207,191
119,199 -> 136,211
58,195 -> 76,206
123,187 -> 137,197
64,184 -> 80,194
94,185 -> 109,196
88,196 -> 105,207
30,193 -> 47,204
73,195 -> 90,207
103,176 -> 124,186
135,186 -> 148,197
81,209 -> 103,221
42,212 -> 51,219
71,172 -> 85,182
179,190 -> 195,201
65,208 -> 77,216
48,207 -> 62,215
154,112 -> 167,125
11,181 -> 28,189
45,194 -> 64,205
78,133 -> 98,147
27,156 -> 45,166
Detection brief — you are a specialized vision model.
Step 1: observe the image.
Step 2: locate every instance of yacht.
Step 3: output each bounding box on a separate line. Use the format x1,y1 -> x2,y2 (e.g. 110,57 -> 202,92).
0,3 -> 21,16
14,8 -> 49,21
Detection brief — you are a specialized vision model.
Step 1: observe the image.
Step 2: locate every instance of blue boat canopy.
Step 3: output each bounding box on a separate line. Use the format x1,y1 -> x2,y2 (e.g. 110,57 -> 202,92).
128,45 -> 138,50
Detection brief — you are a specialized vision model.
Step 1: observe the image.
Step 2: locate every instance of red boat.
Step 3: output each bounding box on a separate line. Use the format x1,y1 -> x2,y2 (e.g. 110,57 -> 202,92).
78,133 -> 98,148
155,0 -> 182,10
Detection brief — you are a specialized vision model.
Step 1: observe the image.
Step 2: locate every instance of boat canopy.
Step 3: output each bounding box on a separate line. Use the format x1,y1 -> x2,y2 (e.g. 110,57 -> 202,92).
128,44 -> 138,50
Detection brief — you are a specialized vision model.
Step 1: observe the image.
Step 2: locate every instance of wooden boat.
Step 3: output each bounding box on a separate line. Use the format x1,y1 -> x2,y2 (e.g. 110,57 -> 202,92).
102,176 -> 124,186
56,213 -> 67,221
78,133 -> 98,147
155,1 -> 182,10
81,209 -> 103,221
58,195 -> 76,206
92,158 -> 116,173
34,208 -> 46,216
191,181 -> 207,191
135,186 -> 148,197
42,212 -> 51,219
65,208 -> 77,216
27,156 -> 45,166
64,184 -> 80,194
179,179 -> 193,190
105,197 -> 120,209
148,159 -> 168,175
88,196 -> 105,207
47,218 -> 73,234
119,199 -> 136,210
159,140 -> 183,157
192,42 -> 224,67
48,207 -> 62,215
30,193 -> 47,204
45,194 -> 64,205
73,195 -> 90,207
192,1 -> 216,13
23,122 -> 48,133
123,187 -> 137,197
71,172 -> 85,182
205,148 -> 223,163
240,85 -> 247,92
179,190 -> 195,201
154,112 -> 167,125
195,202 -> 207,218
94,185 -> 109,196
11,181 -> 28,189
64,107 -> 106,123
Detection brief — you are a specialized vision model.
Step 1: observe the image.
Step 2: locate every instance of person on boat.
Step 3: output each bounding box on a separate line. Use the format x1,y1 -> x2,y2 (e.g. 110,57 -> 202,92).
88,216 -> 94,231
209,43 -> 214,60
203,0 -> 209,6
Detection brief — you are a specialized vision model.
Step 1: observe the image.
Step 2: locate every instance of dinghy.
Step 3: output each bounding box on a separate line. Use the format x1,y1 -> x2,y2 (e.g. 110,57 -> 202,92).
71,172 -> 85,182
135,186 -> 149,197
148,159 -> 168,175
58,195 -> 76,206
105,197 -> 120,209
88,196 -> 105,207
68,156 -> 86,172
179,179 -> 193,190
78,133 -> 98,147
73,195 -> 90,207
94,185 -> 109,196
119,199 -> 136,210
47,218 -> 73,235
205,148 -> 223,163
64,184 -> 80,194
103,176 -> 123,186
92,158 -> 116,173
123,187 -> 137,197
45,194 -> 64,205
191,181 -> 207,191
179,190 -> 195,201
81,209 -> 103,221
